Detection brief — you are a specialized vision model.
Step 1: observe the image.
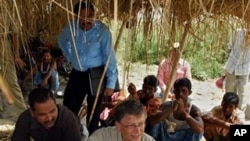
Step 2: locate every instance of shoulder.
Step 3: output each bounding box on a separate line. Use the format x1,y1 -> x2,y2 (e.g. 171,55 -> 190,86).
57,105 -> 78,123
94,20 -> 110,33
14,110 -> 33,129
190,104 -> 202,116
235,108 -> 246,123
180,58 -> 191,66
159,58 -> 169,65
87,127 -> 120,141
142,133 -> 156,141
17,110 -> 31,121
58,105 -> 75,115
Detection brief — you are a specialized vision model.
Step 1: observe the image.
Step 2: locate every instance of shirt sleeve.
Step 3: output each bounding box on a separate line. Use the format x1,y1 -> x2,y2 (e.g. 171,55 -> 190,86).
100,26 -> 118,89
57,22 -> 73,63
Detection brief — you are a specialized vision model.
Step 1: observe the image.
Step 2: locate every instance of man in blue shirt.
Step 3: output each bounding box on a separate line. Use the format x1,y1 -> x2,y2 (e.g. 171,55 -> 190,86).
57,0 -> 118,134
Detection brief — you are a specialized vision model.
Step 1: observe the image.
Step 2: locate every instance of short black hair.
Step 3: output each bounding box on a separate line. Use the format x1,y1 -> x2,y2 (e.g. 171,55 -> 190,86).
173,78 -> 192,90
28,88 -> 55,111
222,92 -> 239,106
143,75 -> 158,88
74,0 -> 95,14
50,47 -> 63,58
114,99 -> 147,122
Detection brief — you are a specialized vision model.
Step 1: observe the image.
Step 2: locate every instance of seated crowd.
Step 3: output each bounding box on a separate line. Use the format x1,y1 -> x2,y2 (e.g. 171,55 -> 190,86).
10,76 -> 246,141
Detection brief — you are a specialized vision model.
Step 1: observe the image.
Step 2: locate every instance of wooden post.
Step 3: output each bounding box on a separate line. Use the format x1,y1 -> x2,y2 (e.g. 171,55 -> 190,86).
162,22 -> 191,102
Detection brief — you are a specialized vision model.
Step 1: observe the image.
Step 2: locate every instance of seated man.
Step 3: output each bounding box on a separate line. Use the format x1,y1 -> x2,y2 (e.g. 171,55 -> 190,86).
202,92 -> 245,141
87,99 -> 155,141
147,78 -> 204,141
157,47 -> 192,99
11,87 -> 88,141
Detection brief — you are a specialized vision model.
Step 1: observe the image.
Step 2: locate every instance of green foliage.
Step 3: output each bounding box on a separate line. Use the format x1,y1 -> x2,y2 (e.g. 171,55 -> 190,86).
114,16 -> 242,80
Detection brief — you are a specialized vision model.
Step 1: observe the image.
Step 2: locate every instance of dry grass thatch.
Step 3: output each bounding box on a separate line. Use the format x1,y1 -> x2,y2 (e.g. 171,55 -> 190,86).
8,0 -> 250,49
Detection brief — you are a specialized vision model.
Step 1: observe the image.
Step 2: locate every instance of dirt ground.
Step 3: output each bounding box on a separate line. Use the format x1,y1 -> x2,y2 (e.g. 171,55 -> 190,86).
0,62 -> 249,140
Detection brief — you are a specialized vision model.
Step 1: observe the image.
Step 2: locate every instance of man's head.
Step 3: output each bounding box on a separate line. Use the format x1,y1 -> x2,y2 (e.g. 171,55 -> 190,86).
221,92 -> 239,118
74,0 -> 95,31
114,99 -> 147,141
173,78 -> 192,101
28,88 -> 58,130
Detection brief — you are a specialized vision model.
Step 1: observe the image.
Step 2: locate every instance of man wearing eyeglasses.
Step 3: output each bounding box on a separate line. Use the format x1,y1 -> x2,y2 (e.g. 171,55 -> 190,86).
87,99 -> 155,141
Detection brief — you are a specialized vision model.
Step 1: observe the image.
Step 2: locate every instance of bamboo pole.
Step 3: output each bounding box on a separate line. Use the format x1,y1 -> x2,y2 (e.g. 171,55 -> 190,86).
162,21 -> 191,102
0,73 -> 15,104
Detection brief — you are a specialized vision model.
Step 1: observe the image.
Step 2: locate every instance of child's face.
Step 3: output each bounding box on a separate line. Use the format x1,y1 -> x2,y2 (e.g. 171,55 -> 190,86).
222,102 -> 237,118
42,52 -> 52,62
142,84 -> 156,99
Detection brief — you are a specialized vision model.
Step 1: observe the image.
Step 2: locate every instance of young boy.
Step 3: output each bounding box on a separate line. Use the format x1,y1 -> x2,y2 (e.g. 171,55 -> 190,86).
21,49 -> 59,92
202,92 -> 245,141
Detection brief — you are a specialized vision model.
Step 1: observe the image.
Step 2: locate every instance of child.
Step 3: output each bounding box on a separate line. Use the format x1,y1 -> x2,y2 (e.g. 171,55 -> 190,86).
21,49 -> 59,92
202,92 -> 245,141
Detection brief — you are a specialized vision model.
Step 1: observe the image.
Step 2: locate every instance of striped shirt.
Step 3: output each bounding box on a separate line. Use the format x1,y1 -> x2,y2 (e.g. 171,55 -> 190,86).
225,28 -> 250,75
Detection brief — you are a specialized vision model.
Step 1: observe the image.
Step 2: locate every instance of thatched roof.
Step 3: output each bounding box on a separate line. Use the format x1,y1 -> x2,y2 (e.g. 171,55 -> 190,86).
8,0 -> 249,47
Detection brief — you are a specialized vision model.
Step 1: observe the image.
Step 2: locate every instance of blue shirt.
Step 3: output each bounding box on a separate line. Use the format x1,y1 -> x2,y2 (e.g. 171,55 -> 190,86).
58,20 -> 118,89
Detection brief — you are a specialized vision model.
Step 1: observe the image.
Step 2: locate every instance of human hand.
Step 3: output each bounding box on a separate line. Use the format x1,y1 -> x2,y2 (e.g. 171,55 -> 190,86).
104,88 -> 114,97
175,98 -> 185,112
40,80 -> 48,88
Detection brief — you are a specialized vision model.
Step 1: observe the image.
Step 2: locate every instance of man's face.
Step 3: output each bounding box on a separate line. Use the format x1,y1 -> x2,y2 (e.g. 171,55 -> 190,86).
30,98 -> 58,130
78,8 -> 95,31
173,86 -> 191,101
115,114 -> 146,141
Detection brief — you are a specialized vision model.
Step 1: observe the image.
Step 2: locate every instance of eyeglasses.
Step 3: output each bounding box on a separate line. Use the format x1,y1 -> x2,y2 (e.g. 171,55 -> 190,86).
118,122 -> 145,129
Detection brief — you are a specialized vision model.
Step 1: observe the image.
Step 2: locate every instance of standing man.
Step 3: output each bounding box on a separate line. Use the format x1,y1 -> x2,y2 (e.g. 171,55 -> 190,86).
225,28 -> 250,118
0,1 -> 26,121
57,0 -> 118,134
